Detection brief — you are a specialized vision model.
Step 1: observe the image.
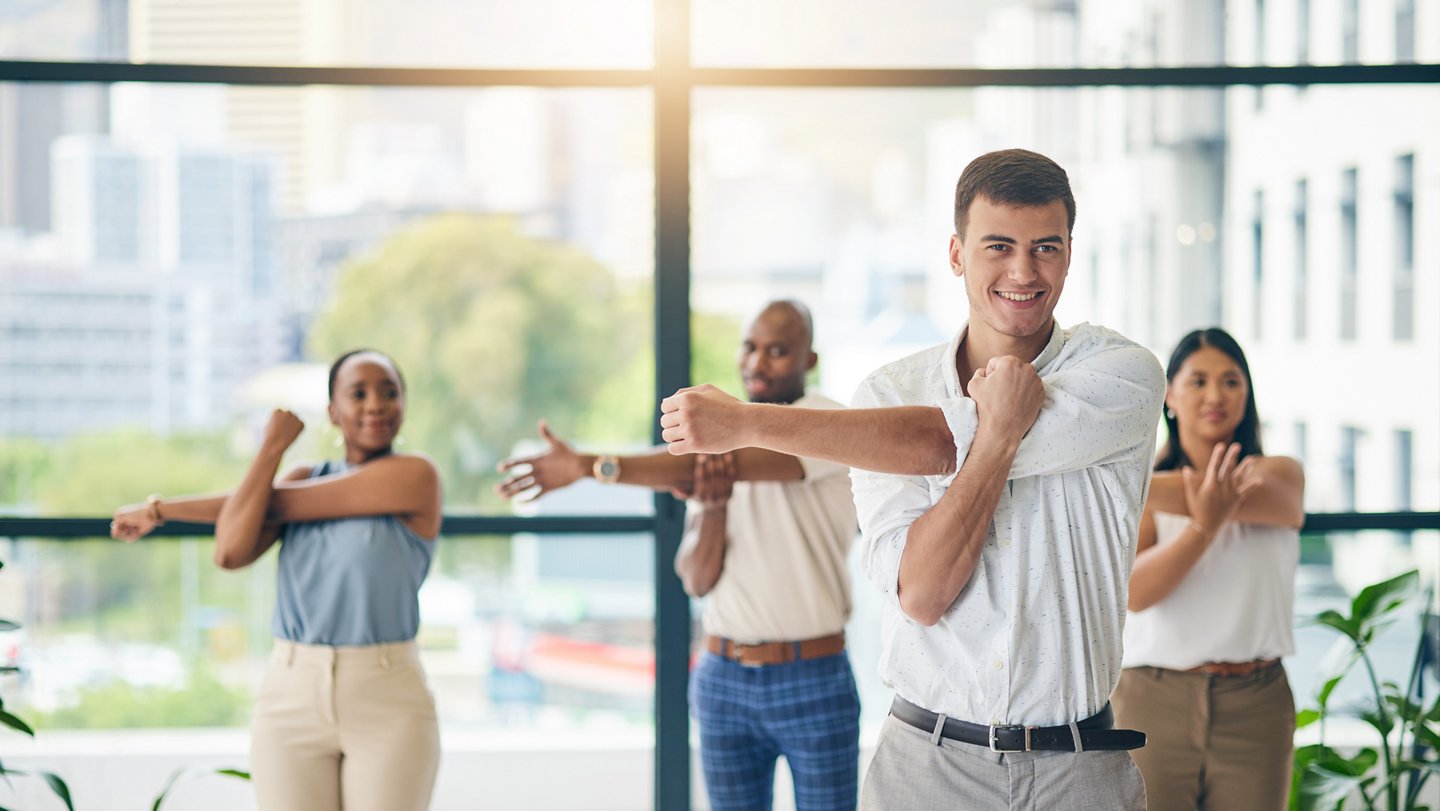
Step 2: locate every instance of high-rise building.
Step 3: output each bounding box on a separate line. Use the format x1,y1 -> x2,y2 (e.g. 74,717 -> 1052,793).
128,0 -> 353,212
1225,0 -> 1439,525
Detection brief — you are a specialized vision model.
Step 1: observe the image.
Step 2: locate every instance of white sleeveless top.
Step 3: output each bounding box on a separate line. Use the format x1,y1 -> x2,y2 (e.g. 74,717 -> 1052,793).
1122,512 -> 1298,670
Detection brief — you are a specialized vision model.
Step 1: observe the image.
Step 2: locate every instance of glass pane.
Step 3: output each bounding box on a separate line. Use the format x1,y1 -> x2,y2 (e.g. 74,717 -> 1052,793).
0,0 -> 651,68
692,0 -> 1424,68
691,84 -> 1439,770
0,83 -> 656,514
1288,530 -> 1440,746
0,532 -> 656,807
690,84 -> 1439,506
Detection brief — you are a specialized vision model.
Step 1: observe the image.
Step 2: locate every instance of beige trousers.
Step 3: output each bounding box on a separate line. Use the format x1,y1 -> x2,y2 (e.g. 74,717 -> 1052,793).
250,639 -> 441,811
1111,664 -> 1294,811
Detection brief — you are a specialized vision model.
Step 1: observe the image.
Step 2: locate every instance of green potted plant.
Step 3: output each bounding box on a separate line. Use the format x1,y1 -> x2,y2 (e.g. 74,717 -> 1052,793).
1291,569 -> 1440,811
0,559 -> 75,811
1,558 -> 249,809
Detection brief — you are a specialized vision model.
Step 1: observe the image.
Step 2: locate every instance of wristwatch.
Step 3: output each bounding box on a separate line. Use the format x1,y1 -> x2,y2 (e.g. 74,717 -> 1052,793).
593,455 -> 622,484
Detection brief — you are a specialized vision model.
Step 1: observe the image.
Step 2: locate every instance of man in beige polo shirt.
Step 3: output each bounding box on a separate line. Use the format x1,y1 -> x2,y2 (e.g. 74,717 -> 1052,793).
496,299 -> 861,811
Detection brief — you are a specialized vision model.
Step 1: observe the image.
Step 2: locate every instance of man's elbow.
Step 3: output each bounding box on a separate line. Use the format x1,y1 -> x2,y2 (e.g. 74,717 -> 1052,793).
898,590 -> 948,627
679,566 -> 719,598
927,423 -> 957,477
682,576 -> 714,599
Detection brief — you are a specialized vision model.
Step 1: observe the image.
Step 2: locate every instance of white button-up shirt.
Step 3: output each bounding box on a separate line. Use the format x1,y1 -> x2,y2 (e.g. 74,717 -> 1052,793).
851,322 -> 1164,728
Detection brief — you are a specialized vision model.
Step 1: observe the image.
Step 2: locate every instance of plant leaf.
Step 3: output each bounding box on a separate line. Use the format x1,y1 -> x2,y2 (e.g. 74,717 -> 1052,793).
151,767 -> 195,811
1292,745 -> 1381,811
1296,762 -> 1369,811
1313,638 -> 1362,709
0,620 -> 19,632
38,772 -> 73,811
1314,609 -> 1362,644
152,766 -> 251,810
1358,707 -> 1395,738
0,710 -> 34,737
1296,708 -> 1323,730
1350,570 -> 1420,643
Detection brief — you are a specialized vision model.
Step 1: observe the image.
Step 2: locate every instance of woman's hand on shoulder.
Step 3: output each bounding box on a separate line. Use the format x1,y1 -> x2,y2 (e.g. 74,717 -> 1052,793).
1181,442 -> 1263,535
1246,455 -> 1306,528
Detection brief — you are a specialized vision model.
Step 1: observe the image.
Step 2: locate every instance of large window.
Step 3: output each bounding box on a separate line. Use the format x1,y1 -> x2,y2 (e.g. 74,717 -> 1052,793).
2,0 -> 1438,809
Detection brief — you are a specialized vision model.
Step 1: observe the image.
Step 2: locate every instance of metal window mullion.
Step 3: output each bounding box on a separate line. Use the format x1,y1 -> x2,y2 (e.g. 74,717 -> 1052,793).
652,0 -> 693,808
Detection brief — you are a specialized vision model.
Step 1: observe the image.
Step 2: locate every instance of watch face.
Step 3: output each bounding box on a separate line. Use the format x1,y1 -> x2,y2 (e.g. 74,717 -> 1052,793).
599,460 -> 618,477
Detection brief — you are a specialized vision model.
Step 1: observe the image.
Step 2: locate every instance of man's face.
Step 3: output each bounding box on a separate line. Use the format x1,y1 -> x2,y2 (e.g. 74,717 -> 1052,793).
950,196 -> 1071,343
738,308 -> 814,405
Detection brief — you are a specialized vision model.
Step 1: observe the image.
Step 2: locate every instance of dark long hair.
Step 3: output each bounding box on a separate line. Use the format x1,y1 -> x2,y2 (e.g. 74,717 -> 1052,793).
1155,328 -> 1263,472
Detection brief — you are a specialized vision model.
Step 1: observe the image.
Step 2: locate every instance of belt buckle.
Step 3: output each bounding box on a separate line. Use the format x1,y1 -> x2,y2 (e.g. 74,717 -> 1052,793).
989,724 -> 1034,753
734,645 -> 764,668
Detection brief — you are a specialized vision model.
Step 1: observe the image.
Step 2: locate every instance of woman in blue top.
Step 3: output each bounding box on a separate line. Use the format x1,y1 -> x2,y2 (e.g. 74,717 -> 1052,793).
112,349 -> 443,811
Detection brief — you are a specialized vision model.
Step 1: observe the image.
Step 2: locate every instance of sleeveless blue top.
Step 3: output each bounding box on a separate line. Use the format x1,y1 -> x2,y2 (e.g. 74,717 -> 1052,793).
271,460 -> 437,646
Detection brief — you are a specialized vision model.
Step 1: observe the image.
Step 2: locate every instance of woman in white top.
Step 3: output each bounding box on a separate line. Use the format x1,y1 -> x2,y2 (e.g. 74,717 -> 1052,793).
1113,327 -> 1306,811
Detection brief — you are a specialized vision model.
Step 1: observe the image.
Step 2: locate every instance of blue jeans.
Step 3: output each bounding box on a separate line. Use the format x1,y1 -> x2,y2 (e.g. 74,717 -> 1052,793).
691,650 -> 861,811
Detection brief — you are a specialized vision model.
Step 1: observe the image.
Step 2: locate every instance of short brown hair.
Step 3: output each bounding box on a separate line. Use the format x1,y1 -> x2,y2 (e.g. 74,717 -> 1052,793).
953,149 -> 1076,240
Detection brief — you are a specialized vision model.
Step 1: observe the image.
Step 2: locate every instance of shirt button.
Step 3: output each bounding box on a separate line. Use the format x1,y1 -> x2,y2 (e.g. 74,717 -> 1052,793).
993,659 -> 1004,670
1001,538 -> 1012,549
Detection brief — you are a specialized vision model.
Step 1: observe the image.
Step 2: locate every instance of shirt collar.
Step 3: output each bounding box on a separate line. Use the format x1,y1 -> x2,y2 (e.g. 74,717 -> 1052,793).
942,320 -> 1067,397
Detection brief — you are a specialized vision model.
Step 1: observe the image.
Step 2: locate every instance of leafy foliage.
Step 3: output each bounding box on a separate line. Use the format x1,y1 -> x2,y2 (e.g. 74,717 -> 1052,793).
308,214 -> 652,507
1292,570 -> 1438,811
0,560 -> 73,810
34,664 -> 249,730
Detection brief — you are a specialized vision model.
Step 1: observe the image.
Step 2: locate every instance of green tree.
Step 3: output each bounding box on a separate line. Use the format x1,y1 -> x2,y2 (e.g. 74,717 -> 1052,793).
575,307 -> 743,444
307,214 -> 651,508
34,431 -> 245,516
0,437 -> 50,509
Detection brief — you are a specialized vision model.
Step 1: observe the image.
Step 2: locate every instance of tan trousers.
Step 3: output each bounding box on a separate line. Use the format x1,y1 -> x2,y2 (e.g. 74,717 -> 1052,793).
250,639 -> 441,811
1111,664 -> 1294,811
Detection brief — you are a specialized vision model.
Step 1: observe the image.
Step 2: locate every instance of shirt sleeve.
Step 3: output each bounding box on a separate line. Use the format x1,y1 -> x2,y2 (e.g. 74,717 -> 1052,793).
937,341 -> 1165,481
849,374 -> 935,609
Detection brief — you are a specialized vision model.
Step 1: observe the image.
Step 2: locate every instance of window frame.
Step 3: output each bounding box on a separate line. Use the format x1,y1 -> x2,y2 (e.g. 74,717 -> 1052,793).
2,4 -> 1439,805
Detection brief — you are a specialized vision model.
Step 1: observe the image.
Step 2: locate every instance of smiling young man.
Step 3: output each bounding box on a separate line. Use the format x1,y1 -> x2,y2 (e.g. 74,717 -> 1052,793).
659,150 -> 1166,810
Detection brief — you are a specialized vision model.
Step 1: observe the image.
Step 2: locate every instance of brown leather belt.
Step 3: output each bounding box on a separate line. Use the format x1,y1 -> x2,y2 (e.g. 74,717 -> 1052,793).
1185,658 -> 1281,678
704,632 -> 846,667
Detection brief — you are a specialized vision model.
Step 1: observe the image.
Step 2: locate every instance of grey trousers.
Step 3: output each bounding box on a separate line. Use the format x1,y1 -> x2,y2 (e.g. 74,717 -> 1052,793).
860,713 -> 1147,810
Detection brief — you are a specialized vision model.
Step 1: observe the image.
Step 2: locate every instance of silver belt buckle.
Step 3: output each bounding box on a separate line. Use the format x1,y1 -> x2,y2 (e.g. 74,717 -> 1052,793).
989,724 -> 1034,753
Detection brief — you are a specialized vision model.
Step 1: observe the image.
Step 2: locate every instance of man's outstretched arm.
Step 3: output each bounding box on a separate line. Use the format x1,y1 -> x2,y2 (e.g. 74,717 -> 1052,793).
496,419 -> 805,502
660,385 -> 956,476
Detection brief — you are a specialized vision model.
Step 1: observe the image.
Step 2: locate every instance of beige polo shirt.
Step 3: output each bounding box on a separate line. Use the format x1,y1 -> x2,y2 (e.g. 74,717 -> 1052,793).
688,392 -> 859,644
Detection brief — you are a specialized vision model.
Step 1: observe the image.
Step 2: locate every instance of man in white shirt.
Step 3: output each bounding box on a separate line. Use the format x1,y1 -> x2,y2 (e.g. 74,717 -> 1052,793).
496,300 -> 863,811
657,150 -> 1165,809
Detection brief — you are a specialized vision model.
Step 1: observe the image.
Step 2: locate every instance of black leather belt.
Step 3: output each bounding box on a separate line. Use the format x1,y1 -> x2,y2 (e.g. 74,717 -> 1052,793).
890,696 -> 1145,752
